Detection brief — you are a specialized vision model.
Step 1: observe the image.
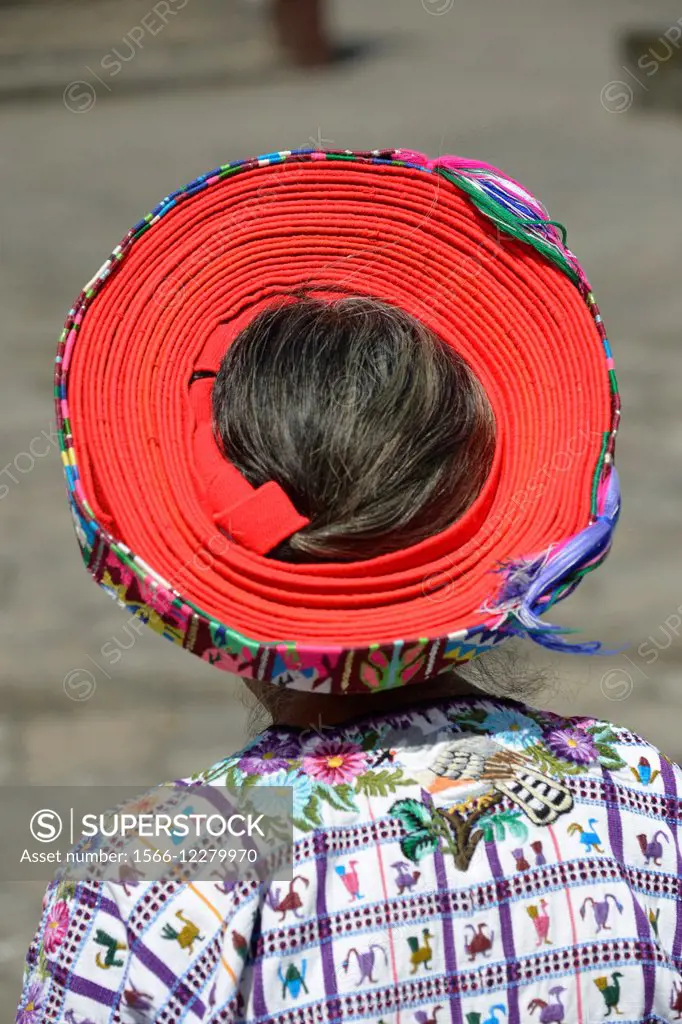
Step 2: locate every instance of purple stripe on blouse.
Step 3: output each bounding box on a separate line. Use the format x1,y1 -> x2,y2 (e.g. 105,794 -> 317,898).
602,768 -> 655,1016
129,938 -> 205,1018
98,894 -> 124,918
252,946 -> 268,1019
52,968 -> 118,1006
315,838 -> 342,1023
432,846 -> 463,1024
485,838 -> 520,1024
658,757 -> 682,959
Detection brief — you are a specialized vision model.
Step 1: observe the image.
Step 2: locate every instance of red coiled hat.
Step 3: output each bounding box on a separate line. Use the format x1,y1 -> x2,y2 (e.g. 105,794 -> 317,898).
56,148 -> 620,694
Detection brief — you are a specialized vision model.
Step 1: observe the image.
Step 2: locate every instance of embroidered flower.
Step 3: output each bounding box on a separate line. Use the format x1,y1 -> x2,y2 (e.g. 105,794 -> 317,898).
302,741 -> 368,785
481,709 -> 542,750
76,830 -> 104,856
16,981 -> 44,1024
238,738 -> 300,776
546,727 -> 598,765
43,900 -> 69,954
128,793 -> 163,814
256,769 -> 314,820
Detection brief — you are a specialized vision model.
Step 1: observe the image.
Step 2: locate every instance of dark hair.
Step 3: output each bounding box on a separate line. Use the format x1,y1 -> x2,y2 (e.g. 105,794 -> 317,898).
212,295 -> 495,562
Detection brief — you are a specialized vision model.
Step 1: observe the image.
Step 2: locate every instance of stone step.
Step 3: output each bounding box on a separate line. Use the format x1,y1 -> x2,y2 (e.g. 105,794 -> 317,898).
0,0 -> 281,101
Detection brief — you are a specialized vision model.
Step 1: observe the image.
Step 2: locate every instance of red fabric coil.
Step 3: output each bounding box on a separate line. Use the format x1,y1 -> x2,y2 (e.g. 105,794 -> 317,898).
68,159 -> 612,646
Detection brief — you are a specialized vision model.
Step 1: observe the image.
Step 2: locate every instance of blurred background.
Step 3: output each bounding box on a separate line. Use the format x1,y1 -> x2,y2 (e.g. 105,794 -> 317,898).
2,0 -> 682,1013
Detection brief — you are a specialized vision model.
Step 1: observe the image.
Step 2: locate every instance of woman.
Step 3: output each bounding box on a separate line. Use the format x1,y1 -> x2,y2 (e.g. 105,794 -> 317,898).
17,148 -> 680,1023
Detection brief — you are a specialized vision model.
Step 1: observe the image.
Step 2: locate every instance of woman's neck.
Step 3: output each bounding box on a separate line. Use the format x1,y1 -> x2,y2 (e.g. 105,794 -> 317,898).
246,672 -> 486,730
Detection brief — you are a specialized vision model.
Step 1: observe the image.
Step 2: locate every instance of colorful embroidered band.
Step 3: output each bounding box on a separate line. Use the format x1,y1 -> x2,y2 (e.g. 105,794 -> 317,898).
56,148 -> 620,694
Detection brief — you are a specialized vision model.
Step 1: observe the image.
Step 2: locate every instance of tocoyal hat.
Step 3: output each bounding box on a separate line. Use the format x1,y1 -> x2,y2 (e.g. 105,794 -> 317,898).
56,148 -> 619,694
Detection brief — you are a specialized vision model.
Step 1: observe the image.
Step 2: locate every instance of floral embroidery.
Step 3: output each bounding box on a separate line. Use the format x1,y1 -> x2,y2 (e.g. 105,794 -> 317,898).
15,981 -> 44,1024
43,900 -> 70,954
256,770 -> 315,822
302,740 -> 368,784
546,727 -> 598,764
202,729 -> 415,832
238,738 -> 301,776
478,708 -> 542,749
23,881 -> 77,992
447,705 -> 626,776
198,702 -> 626,857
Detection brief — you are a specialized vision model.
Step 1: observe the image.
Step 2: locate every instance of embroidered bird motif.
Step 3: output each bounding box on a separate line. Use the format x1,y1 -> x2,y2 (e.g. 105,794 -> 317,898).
232,929 -> 249,962
278,960 -> 309,999
528,985 -> 566,1022
670,979 -> 682,1019
335,860 -> 363,900
407,929 -> 434,972
342,944 -> 387,985
428,735 -> 573,827
567,818 -> 604,853
391,860 -> 421,894
265,875 -> 310,920
630,756 -> 660,786
527,899 -> 552,945
93,929 -> 126,970
594,972 -> 624,1015
636,830 -> 670,866
579,894 -> 624,933
122,986 -> 154,1011
464,923 -> 494,961
414,1007 -> 443,1024
160,910 -> 204,954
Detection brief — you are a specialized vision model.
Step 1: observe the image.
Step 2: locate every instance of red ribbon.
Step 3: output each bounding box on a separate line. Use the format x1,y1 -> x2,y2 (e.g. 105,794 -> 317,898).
187,329 -> 311,555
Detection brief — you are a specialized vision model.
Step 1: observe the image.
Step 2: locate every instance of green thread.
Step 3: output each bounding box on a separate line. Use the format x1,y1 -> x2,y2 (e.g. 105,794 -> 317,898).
590,432 -> 610,517
524,218 -> 568,247
434,167 -> 579,286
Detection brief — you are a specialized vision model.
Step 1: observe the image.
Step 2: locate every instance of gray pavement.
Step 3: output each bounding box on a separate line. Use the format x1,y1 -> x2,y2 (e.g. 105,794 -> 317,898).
3,0 -> 682,1014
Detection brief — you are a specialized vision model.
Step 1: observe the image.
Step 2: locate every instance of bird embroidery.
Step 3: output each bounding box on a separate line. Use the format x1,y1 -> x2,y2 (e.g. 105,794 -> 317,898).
160,910 -> 204,954
527,900 -> 552,946
391,734 -> 573,871
567,818 -> 603,853
265,876 -> 310,920
630,756 -> 660,786
428,735 -> 573,828
407,929 -> 434,972
594,972 -> 624,1016
414,1007 -> 443,1024
93,929 -> 126,970
528,985 -> 566,1022
335,860 -> 363,901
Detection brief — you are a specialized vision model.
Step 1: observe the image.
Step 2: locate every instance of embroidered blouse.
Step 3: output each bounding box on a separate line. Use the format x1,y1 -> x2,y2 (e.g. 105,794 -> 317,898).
16,695 -> 682,1023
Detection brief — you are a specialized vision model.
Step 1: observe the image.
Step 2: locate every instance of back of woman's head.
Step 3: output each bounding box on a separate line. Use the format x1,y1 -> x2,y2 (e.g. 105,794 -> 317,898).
212,295 -> 496,562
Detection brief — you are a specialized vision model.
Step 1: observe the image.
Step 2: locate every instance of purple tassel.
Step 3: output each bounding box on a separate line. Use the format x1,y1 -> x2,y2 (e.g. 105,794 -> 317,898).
491,469 -> 620,654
